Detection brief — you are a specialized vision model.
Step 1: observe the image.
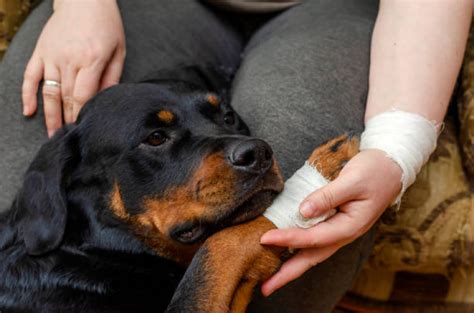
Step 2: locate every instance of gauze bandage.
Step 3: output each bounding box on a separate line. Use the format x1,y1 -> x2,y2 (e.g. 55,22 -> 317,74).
263,162 -> 335,229
360,110 -> 439,204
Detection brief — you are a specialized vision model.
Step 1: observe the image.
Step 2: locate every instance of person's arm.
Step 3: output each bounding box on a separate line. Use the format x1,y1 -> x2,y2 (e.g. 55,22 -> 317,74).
22,0 -> 125,137
366,0 -> 471,122
259,0 -> 472,296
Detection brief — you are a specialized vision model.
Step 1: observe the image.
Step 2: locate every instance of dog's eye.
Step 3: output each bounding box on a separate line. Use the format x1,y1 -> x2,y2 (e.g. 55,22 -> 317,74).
145,131 -> 168,146
223,112 -> 236,126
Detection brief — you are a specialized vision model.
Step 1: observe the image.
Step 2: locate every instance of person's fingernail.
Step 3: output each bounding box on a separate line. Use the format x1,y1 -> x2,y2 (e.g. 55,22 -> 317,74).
300,201 -> 314,217
262,285 -> 273,297
260,234 -> 270,244
23,105 -> 30,116
260,231 -> 276,244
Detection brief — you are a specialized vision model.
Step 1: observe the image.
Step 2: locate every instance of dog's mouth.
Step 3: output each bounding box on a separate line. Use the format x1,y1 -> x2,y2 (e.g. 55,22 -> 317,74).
171,186 -> 281,245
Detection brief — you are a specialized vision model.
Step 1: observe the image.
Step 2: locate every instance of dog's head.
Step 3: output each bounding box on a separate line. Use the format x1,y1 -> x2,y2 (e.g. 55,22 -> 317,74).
12,81 -> 283,263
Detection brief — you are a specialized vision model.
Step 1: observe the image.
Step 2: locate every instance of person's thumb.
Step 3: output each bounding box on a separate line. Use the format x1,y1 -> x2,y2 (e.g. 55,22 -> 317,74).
299,176 -> 358,218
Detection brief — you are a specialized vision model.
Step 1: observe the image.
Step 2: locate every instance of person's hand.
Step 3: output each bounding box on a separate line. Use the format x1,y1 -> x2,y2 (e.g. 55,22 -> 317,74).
22,0 -> 125,137
259,149 -> 402,296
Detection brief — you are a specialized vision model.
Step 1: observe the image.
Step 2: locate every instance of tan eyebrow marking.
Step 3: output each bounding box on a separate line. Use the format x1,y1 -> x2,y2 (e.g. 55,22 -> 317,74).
207,94 -> 220,107
157,110 -> 175,124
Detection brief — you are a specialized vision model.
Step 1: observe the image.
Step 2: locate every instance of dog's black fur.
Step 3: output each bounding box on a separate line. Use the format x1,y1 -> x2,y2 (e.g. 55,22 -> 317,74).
0,67 -> 282,313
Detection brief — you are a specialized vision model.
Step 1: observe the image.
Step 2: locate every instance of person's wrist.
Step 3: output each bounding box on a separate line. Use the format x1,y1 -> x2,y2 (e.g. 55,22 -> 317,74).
360,110 -> 438,204
360,149 -> 403,204
363,149 -> 402,180
354,149 -> 403,208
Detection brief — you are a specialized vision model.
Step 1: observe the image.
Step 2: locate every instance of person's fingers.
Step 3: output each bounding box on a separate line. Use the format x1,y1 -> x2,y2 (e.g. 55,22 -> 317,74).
299,174 -> 361,219
261,244 -> 340,296
60,65 -> 78,124
72,66 -> 103,120
261,206 -> 365,249
99,47 -> 125,90
22,53 -> 44,116
261,228 -> 310,248
42,65 -> 63,137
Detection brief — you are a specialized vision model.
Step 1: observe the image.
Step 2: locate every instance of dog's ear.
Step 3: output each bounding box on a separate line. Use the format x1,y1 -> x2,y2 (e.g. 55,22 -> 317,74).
16,127 -> 79,255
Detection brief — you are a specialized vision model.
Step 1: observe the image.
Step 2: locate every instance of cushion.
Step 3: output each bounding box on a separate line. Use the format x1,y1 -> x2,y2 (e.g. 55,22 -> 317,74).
459,24 -> 474,180
0,0 -> 34,60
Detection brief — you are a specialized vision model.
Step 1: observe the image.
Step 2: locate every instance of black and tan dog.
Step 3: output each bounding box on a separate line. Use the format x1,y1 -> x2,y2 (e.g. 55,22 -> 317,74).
0,68 -> 284,313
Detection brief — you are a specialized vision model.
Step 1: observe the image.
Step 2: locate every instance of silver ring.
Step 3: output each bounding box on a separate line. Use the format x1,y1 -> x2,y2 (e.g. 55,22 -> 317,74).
43,80 -> 61,88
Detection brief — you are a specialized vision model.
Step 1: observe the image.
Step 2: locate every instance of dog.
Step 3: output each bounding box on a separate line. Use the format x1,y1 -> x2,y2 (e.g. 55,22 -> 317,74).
0,67 -> 284,313
165,134 -> 360,313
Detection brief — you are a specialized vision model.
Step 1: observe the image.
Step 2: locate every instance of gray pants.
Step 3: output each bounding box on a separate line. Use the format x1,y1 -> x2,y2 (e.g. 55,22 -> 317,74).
0,0 -> 378,311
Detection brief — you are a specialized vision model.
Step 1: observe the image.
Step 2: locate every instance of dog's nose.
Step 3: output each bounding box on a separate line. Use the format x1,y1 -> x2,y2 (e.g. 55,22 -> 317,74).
229,139 -> 273,173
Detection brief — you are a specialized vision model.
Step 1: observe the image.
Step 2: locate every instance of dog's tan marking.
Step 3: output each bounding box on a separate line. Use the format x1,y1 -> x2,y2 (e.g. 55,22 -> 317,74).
157,110 -> 175,124
133,153 -> 240,264
207,93 -> 220,107
136,153 -> 238,230
109,183 -> 129,219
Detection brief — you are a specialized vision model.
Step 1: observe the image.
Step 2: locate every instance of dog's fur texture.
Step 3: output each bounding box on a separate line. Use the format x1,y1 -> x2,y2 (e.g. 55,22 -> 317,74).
0,67 -> 284,313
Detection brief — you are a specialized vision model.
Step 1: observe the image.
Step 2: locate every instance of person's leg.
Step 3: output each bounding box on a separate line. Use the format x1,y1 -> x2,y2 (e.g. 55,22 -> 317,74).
230,0 -> 379,311
0,0 -> 243,210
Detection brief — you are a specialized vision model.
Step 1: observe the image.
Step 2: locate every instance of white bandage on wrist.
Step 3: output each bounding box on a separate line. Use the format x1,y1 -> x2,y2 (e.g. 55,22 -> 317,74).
360,110 -> 439,204
263,162 -> 336,229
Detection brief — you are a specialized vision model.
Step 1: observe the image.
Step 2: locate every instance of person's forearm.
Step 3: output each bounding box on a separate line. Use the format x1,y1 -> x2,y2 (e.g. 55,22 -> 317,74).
366,0 -> 472,124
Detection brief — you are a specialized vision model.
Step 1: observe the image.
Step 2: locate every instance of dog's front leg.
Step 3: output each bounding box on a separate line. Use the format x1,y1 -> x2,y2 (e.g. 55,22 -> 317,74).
165,216 -> 283,313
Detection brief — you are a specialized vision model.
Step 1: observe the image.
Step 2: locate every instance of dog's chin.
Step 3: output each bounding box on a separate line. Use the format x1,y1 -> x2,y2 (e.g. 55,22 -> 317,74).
171,186 -> 282,245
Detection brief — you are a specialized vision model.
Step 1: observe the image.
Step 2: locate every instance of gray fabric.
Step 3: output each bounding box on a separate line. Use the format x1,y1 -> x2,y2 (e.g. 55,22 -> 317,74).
0,2 -> 51,211
0,0 -> 378,311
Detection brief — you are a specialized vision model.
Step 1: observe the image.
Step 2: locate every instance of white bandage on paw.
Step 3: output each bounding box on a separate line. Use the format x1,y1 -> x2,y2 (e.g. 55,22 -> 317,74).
263,162 -> 336,229
360,110 -> 439,204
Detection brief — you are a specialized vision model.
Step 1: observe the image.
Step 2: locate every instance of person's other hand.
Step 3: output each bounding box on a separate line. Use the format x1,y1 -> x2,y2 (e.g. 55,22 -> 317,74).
22,0 -> 125,137
259,149 -> 402,296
